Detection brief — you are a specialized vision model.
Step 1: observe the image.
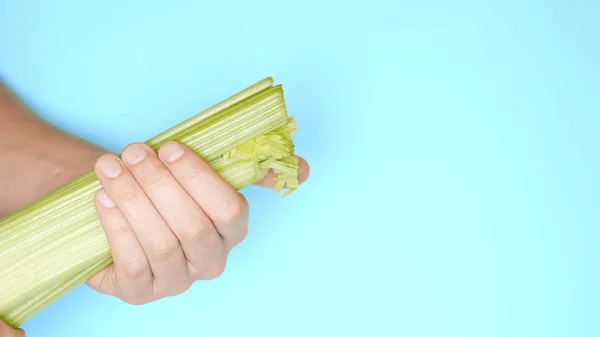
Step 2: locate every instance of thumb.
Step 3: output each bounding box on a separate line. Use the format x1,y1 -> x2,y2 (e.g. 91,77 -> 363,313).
254,156 -> 310,189
0,320 -> 26,337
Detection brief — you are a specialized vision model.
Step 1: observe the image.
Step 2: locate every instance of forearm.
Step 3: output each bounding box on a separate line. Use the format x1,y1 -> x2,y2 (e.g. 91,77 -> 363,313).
0,83 -> 105,217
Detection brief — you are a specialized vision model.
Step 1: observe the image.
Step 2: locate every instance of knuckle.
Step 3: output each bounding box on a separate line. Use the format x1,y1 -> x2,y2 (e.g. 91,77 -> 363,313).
238,224 -> 249,242
201,260 -> 227,280
227,222 -> 249,248
123,257 -> 150,281
187,169 -> 210,189
111,220 -> 129,235
149,237 -> 180,260
219,195 -> 248,224
117,186 -> 140,205
143,171 -> 169,192
184,221 -> 213,242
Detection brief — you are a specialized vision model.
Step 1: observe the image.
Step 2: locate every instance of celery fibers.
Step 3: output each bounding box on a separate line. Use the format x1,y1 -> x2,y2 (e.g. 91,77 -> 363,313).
0,77 -> 300,327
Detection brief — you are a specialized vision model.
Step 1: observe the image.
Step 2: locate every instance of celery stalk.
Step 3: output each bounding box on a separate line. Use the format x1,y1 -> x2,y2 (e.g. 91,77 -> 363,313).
0,77 -> 300,327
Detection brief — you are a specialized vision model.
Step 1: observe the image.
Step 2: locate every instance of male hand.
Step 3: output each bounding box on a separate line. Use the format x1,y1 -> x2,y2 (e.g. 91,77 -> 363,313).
0,320 -> 25,337
86,141 -> 309,305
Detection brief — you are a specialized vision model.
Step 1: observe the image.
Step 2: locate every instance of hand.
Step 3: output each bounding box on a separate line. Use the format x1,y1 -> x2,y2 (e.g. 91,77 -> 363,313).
0,320 -> 25,337
86,141 -> 309,304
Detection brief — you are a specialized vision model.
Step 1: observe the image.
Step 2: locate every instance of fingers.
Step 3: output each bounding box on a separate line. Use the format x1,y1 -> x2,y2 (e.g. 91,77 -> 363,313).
94,151 -> 188,297
255,156 -> 310,189
121,143 -> 226,279
0,320 -> 26,337
90,139 -> 310,304
158,142 -> 249,250
90,189 -> 153,303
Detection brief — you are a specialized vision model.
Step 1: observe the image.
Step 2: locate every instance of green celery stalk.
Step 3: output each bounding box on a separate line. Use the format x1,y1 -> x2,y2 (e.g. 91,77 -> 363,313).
0,77 -> 300,327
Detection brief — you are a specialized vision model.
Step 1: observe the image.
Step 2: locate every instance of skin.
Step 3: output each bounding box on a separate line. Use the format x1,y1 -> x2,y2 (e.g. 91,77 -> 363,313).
0,320 -> 26,337
0,82 -> 310,333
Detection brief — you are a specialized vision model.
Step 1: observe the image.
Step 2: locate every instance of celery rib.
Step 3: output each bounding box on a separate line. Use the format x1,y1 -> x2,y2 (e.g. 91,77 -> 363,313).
0,77 -> 300,328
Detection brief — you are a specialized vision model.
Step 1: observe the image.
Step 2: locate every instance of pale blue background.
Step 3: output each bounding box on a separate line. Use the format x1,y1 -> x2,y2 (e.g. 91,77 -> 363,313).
1,0 -> 599,336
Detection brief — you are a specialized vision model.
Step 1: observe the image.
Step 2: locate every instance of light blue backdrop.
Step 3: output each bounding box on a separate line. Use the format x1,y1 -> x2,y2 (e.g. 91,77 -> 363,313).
1,1 -> 599,336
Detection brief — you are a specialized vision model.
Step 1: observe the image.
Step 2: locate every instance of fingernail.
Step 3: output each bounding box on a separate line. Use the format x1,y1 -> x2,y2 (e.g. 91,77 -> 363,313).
160,142 -> 184,162
97,156 -> 122,178
97,189 -> 115,207
122,143 -> 147,165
